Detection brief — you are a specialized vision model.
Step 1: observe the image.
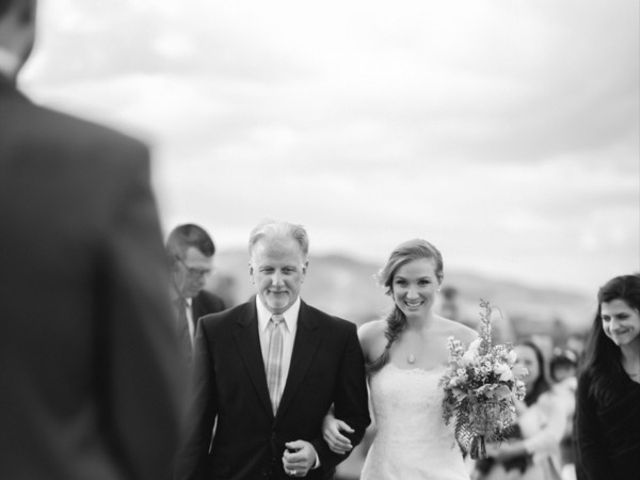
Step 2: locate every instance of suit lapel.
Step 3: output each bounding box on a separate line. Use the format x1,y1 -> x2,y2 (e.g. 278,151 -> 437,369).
232,301 -> 273,418
276,301 -> 322,419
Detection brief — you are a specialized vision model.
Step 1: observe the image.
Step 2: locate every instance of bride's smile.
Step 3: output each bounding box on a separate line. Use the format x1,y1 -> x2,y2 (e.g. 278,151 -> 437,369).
391,257 -> 441,319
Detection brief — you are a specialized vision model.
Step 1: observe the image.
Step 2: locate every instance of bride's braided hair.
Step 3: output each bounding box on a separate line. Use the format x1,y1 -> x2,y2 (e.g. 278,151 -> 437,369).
367,239 -> 443,374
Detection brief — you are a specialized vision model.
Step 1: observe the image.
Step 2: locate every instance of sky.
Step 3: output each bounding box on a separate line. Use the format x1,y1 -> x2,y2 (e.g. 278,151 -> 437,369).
20,0 -> 639,294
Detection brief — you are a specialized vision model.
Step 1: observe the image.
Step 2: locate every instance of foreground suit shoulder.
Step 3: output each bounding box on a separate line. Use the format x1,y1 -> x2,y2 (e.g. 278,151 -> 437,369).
1,85 -> 185,480
1,90 -> 153,225
1,86 -> 147,147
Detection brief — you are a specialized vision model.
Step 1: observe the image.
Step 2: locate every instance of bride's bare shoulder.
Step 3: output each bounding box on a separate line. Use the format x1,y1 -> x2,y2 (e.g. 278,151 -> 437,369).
358,319 -> 386,338
435,316 -> 478,345
358,319 -> 387,359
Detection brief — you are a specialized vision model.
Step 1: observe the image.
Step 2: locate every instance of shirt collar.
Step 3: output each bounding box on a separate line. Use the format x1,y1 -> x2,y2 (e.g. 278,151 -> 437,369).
256,295 -> 301,333
0,47 -> 20,80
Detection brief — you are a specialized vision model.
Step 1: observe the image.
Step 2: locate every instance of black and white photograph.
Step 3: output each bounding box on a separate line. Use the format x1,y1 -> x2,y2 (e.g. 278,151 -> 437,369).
1,1 -> 638,479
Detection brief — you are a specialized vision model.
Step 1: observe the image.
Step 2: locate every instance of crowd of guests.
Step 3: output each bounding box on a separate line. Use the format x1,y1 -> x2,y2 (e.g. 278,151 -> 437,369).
458,276 -> 640,480
165,220 -> 640,480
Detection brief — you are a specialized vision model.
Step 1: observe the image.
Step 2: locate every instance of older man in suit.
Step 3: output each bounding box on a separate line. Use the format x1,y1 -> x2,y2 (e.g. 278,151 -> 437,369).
175,221 -> 370,480
0,1 -> 185,479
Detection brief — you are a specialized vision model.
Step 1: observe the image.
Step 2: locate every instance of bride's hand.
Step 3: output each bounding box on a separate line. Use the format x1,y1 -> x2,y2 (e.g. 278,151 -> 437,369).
322,413 -> 354,454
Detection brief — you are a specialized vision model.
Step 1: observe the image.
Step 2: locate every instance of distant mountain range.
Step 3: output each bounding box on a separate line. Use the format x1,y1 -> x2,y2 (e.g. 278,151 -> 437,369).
208,250 -> 595,334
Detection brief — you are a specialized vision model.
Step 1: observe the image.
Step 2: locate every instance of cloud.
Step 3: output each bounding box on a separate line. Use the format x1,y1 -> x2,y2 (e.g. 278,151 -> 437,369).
19,0 -> 639,293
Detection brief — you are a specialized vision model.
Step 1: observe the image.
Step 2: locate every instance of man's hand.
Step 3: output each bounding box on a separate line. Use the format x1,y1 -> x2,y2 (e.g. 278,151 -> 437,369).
282,440 -> 317,477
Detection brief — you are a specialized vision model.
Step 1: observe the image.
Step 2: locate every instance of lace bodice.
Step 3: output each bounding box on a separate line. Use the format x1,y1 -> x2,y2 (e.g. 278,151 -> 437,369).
361,363 -> 470,480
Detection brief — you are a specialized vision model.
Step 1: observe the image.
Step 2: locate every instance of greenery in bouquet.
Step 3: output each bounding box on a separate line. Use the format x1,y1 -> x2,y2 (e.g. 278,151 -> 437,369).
439,299 -> 526,459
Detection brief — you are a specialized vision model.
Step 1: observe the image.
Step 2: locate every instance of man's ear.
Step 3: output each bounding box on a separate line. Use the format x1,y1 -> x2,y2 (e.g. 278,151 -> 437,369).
167,253 -> 179,270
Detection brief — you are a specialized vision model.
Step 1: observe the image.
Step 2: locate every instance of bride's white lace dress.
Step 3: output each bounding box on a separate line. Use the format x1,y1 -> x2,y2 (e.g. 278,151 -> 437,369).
361,363 -> 470,480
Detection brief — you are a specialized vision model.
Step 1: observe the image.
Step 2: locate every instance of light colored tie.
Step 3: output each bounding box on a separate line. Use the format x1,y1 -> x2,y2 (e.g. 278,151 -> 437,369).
265,314 -> 285,414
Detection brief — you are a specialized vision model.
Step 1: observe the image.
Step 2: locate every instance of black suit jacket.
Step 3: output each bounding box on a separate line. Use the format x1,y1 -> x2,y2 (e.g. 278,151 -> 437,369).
0,77 -> 186,480
575,370 -> 640,479
176,290 -> 227,363
176,299 -> 370,480
192,290 -> 226,326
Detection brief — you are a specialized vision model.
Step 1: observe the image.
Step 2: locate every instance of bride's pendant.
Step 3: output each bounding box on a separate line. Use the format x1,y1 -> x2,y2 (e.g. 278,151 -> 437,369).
407,354 -> 416,364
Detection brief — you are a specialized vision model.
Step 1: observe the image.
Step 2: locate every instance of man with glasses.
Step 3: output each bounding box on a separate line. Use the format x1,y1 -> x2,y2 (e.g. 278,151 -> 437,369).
166,224 -> 226,361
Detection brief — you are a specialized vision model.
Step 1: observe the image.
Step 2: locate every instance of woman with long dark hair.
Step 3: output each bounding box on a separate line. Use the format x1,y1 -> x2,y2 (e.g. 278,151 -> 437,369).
575,274 -> 640,479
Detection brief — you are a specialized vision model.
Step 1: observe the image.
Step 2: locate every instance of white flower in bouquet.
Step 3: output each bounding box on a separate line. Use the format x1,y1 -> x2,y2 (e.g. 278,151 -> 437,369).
468,337 -> 483,354
461,338 -> 482,365
494,362 -> 514,382
439,299 -> 526,459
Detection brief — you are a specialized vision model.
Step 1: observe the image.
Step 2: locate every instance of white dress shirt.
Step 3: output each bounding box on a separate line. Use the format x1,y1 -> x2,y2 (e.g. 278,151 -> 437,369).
185,298 -> 195,346
256,295 -> 300,398
255,295 -> 321,468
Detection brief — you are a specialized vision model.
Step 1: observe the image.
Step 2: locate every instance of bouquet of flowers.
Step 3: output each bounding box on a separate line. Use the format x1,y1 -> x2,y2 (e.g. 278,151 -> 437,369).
439,299 -> 526,459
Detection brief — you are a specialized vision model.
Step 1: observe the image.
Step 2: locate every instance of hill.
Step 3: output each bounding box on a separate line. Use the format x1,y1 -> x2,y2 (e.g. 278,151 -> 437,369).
208,250 -> 595,337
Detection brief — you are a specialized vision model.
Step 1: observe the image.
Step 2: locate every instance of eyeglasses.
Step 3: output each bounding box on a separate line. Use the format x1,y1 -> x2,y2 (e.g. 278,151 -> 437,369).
176,257 -> 212,278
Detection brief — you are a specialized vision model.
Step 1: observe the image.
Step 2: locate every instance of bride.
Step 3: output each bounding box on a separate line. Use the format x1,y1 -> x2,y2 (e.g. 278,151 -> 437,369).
323,239 -> 477,479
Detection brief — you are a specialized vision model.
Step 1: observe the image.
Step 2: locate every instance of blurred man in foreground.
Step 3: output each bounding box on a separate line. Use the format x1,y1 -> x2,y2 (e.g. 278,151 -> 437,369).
0,1 -> 185,479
